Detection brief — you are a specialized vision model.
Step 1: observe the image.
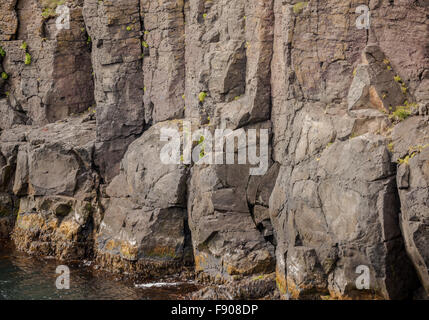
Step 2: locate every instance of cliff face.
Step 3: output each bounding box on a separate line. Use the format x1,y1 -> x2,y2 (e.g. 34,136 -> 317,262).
0,0 -> 428,300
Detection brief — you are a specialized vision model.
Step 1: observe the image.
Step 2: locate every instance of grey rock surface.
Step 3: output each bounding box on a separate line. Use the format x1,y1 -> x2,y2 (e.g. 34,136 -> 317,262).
95,121 -> 193,276
0,0 -> 427,300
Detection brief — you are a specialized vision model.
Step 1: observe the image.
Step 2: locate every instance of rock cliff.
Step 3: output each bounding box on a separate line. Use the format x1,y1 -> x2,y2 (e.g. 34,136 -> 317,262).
0,0 -> 428,299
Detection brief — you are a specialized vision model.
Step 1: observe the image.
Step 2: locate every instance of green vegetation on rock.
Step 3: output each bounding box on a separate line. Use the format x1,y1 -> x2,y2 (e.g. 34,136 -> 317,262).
25,53 -> 32,65
293,2 -> 308,15
0,46 -> 6,57
198,91 -> 207,102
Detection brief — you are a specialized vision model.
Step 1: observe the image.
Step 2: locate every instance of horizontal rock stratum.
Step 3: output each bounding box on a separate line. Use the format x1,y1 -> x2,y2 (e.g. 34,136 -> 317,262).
0,0 -> 428,300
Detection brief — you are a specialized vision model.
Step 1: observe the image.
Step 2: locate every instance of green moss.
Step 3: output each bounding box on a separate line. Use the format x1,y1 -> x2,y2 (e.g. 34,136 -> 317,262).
42,8 -> 56,19
0,46 -> 6,57
394,75 -> 402,83
41,0 -> 65,18
387,143 -> 394,153
391,105 -> 411,121
1,72 -> 8,80
142,41 -> 149,48
293,2 -> 308,15
24,53 -> 31,65
20,42 -> 28,50
198,91 -> 207,103
198,135 -> 205,159
126,26 -> 132,31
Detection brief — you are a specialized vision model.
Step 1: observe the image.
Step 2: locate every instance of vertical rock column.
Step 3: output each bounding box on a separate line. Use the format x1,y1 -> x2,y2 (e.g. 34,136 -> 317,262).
0,0 -> 18,42
184,0 -> 277,284
140,0 -> 186,124
83,0 -> 145,181
269,0 -> 421,299
0,131 -> 22,239
1,0 -> 94,127
184,0 -> 247,124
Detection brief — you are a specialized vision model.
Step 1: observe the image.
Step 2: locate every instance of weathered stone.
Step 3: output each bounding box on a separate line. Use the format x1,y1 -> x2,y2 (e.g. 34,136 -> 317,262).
0,99 -> 27,130
185,0 -> 274,128
141,0 -> 186,124
348,45 -> 407,113
95,121 -> 192,277
0,192 -> 18,239
5,116 -> 100,259
0,0 -> 427,301
1,1 -> 94,127
270,0 -> 427,300
397,148 -> 429,296
83,0 -> 144,181
270,134 -> 418,299
12,195 -> 97,259
0,0 -> 18,41
189,273 -> 277,300
188,123 -> 276,281
391,117 -> 429,296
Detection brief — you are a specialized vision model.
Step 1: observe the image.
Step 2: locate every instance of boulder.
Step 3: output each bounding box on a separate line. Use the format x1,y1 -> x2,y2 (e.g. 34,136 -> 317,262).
9,116 -> 100,259
270,134 -> 419,299
188,122 -> 276,281
95,121 -> 193,277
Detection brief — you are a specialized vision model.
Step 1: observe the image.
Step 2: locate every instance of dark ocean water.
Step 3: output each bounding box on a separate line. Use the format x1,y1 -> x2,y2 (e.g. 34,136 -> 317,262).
0,242 -> 199,300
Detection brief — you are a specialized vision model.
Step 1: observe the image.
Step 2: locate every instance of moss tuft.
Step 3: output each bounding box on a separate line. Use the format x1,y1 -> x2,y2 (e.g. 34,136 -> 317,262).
198,91 -> 207,103
25,53 -> 32,65
293,2 -> 308,15
391,105 -> 411,121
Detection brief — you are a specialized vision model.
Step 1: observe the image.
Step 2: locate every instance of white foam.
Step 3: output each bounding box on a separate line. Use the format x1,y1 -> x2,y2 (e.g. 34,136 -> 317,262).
134,282 -> 181,288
